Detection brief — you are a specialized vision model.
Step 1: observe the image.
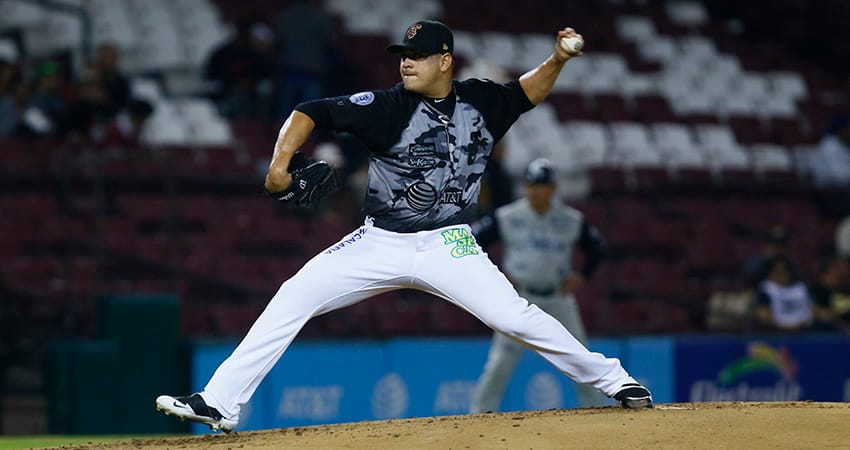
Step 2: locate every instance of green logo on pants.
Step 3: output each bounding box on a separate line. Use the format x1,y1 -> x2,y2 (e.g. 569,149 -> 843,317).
441,228 -> 479,258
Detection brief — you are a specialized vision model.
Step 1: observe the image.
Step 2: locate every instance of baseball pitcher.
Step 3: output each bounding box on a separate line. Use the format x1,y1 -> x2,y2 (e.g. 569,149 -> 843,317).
156,20 -> 651,432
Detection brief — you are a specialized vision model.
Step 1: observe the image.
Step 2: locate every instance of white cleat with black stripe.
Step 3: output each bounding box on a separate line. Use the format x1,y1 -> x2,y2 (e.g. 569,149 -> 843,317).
155,393 -> 238,433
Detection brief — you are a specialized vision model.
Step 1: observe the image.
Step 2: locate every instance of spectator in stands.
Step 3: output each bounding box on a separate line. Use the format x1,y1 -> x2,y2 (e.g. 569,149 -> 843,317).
837,214 -> 850,258
274,0 -> 333,116
204,19 -> 275,118
93,99 -> 154,149
249,22 -> 278,118
742,225 -> 792,285
811,114 -> 850,187
61,44 -> 132,139
810,114 -> 850,216
754,255 -> 813,332
64,66 -> 115,140
810,251 -> 850,333
27,60 -> 69,137
0,54 -> 22,137
89,44 -> 131,117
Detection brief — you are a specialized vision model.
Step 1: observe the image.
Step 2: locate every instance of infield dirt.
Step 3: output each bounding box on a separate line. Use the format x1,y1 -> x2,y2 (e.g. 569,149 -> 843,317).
47,402 -> 849,450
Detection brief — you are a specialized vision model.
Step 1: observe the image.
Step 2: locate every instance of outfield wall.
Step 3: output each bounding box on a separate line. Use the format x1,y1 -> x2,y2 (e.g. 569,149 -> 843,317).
190,334 -> 850,433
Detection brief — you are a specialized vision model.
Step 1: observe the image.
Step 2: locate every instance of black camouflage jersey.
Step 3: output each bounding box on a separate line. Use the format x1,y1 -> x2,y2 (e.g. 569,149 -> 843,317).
295,79 -> 534,232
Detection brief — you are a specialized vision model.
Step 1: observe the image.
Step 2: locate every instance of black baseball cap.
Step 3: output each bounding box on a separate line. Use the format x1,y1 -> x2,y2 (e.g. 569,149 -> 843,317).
525,158 -> 556,184
387,20 -> 453,55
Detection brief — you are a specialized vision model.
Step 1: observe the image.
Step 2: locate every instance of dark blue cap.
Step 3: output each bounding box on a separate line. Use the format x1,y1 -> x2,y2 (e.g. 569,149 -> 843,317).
525,158 -> 556,184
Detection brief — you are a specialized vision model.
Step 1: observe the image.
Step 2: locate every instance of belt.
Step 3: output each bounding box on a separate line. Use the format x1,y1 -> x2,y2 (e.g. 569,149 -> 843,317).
522,285 -> 557,296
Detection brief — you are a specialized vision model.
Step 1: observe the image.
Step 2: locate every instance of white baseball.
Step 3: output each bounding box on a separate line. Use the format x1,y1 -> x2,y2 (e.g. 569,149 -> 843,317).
559,35 -> 583,54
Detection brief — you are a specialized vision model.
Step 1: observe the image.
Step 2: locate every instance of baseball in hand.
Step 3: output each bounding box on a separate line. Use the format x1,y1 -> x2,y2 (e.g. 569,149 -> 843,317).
560,35 -> 584,54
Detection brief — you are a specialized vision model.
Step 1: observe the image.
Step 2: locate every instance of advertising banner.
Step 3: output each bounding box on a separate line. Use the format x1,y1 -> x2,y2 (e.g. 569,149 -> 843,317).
189,335 -> 674,432
674,335 -> 850,403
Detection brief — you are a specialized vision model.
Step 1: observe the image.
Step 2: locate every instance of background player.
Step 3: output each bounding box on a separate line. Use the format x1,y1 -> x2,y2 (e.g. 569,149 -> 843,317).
470,158 -> 609,413
156,20 -> 652,432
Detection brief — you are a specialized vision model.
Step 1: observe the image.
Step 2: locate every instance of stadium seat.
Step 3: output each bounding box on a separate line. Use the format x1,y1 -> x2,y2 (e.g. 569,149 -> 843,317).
769,71 -> 808,101
636,35 -> 679,64
652,122 -> 706,169
87,0 -> 137,49
615,16 -> 657,42
665,1 -> 708,27
749,143 -> 793,173
609,122 -> 662,167
562,121 -> 610,167
0,0 -> 45,29
728,116 -> 771,145
130,78 -> 165,104
478,32 -> 521,72
593,94 -> 633,121
24,9 -> 82,57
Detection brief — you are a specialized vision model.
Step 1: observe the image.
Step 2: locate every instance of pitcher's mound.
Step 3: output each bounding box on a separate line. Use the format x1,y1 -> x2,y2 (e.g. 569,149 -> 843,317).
67,402 -> 850,449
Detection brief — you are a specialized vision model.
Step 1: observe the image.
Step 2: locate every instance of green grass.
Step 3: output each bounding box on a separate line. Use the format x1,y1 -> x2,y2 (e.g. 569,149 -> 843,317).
0,435 -> 173,450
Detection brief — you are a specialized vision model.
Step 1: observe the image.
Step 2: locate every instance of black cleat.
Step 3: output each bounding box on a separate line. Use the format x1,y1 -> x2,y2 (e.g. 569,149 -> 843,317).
613,383 -> 653,409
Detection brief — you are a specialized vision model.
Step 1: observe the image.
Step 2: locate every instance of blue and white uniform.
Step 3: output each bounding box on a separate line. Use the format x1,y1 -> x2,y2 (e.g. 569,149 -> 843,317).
470,197 -> 609,412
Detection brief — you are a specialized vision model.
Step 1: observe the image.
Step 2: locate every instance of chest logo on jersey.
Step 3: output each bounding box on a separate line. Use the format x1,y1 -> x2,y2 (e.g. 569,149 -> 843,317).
408,143 -> 438,169
408,143 -> 436,156
439,187 -> 463,206
408,157 -> 436,169
406,181 -> 437,211
441,228 -> 479,258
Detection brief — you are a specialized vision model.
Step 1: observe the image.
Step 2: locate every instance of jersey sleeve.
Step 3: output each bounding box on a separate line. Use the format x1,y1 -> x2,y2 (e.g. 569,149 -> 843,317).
577,219 -> 607,279
470,212 -> 501,246
294,85 -> 411,151
456,78 -> 535,142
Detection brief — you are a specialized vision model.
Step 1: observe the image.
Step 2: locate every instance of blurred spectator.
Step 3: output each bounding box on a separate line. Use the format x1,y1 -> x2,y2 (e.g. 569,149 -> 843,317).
93,98 -> 154,149
754,255 -> 813,332
27,60 -> 69,136
90,44 -> 130,116
274,0 -> 332,116
204,19 -> 275,118
742,225 -> 791,285
811,114 -> 850,187
811,113 -> 850,216
64,68 -> 112,139
836,214 -> 850,258
0,55 -> 22,137
810,251 -> 850,332
59,45 -> 131,141
249,22 -> 278,118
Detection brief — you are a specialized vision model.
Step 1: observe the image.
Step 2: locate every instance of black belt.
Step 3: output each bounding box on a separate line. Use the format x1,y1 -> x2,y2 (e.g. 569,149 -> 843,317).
522,285 -> 557,296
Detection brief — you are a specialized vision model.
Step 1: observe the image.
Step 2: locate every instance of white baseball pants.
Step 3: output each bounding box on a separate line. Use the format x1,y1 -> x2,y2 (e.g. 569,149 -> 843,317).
200,219 -> 637,421
470,293 -> 609,413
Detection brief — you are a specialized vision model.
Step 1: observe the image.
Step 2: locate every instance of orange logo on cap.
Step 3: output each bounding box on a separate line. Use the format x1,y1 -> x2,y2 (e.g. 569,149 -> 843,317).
406,23 -> 423,40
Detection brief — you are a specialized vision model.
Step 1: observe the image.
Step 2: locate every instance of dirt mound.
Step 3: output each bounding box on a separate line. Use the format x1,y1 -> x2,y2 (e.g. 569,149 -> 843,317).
56,402 -> 849,450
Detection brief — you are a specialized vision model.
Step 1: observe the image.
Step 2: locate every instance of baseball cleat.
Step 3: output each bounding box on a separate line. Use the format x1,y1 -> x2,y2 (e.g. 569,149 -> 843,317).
613,383 -> 653,409
155,393 -> 237,432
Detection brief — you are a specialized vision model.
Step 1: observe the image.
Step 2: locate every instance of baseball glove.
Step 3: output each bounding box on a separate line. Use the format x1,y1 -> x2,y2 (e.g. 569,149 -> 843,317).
265,152 -> 340,208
